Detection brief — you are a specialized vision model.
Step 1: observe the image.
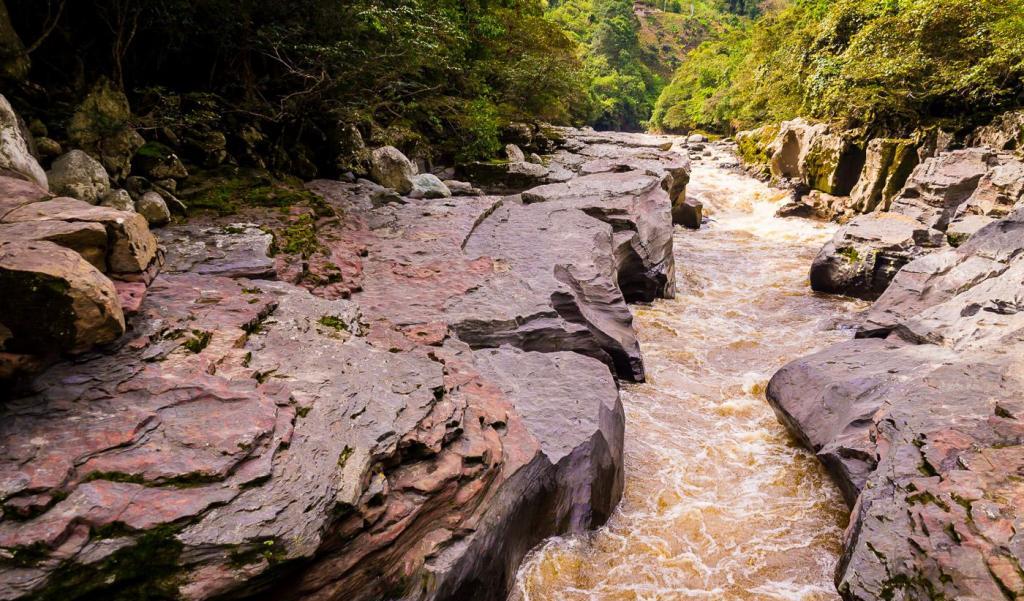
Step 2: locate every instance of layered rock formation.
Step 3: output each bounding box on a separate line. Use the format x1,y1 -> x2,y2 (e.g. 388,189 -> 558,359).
768,203 -> 1024,600
811,148 -> 1023,298
0,129 -> 687,600
737,112 -> 1024,299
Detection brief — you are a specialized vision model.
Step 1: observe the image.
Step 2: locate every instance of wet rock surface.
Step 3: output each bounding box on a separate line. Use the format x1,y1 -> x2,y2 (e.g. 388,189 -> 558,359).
0,129 -> 683,600
769,204 -> 1024,600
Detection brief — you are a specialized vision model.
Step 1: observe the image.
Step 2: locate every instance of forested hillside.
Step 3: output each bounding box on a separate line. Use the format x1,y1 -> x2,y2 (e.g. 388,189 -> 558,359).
2,0 -> 591,172
652,0 -> 1024,136
547,0 -> 756,130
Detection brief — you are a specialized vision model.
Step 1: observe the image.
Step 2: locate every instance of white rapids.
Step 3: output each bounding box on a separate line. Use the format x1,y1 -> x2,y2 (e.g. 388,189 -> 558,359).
512,144 -> 867,601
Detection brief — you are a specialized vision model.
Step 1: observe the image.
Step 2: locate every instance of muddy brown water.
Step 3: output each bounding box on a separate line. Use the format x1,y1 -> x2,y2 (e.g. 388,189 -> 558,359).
512,147 -> 867,601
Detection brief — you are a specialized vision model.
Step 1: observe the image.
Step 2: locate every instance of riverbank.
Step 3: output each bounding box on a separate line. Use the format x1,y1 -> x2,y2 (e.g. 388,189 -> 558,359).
0,126 -> 687,600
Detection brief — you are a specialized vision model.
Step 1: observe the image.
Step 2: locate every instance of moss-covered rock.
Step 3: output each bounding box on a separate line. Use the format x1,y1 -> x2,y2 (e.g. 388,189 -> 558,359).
132,141 -> 188,180
735,123 -> 779,177
68,78 -> 145,181
179,169 -> 323,216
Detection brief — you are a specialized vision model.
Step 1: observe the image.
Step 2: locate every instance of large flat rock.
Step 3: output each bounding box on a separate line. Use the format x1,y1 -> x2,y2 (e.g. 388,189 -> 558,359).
0,128 -> 682,601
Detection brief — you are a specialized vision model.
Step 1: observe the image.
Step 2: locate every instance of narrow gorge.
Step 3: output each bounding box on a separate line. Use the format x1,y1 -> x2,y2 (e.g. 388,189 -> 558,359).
2,1 -> 1024,598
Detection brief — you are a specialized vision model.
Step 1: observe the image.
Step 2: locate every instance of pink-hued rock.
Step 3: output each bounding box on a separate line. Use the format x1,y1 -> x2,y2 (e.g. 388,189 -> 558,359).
1,197 -> 157,274
0,128 -> 687,601
769,205 -> 1024,600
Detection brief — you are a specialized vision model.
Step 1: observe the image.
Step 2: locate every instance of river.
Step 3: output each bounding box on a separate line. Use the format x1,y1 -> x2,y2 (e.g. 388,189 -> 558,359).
512,145 -> 867,601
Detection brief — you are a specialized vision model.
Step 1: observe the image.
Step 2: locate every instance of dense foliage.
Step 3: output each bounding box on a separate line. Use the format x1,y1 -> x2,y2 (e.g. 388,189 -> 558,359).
545,0 -> 757,130
4,0 -> 590,164
653,0 -> 1024,135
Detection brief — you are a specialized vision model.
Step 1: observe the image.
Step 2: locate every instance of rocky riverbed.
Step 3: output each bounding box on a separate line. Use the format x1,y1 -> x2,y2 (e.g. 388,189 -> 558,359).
741,114 -> 1024,600
3,80 -> 1024,601
0,120 -> 691,600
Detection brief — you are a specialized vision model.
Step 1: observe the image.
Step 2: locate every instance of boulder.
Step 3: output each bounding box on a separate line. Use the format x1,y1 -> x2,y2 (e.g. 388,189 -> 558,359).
502,122 -> 534,147
950,156 -> 1024,222
809,212 -> 944,299
369,145 -> 415,194
849,138 -> 918,213
686,133 -> 707,143
765,119 -> 865,195
889,147 -> 998,231
675,196 -> 702,229
67,78 -> 144,181
505,143 -> 526,163
332,123 -> 369,174
457,160 -> 549,193
0,94 -> 47,189
2,197 -> 158,274
183,127 -> 229,167
801,130 -> 865,196
136,191 -> 171,226
34,137 -> 61,159
46,150 -> 111,204
132,141 -> 189,180
769,118 -> 829,180
0,220 -> 108,270
0,239 -> 124,354
99,188 -> 135,212
663,163 -> 691,207
969,109 -> 1024,152
776,190 -> 853,222
527,152 -> 544,165
443,179 -> 482,196
408,173 -> 451,199
735,123 -> 779,177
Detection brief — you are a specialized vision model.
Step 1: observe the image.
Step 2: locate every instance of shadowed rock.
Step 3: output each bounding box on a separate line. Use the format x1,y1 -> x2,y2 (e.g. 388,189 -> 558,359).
0,240 -> 124,355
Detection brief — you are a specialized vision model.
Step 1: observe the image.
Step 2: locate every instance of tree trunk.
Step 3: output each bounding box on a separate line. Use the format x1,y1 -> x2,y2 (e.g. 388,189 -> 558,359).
0,0 -> 30,81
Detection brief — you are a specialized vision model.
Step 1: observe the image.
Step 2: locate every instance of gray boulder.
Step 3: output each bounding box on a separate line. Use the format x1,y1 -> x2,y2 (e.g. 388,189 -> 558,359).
0,94 -> 47,189
505,143 -> 526,163
408,173 -> 452,199
132,142 -> 189,180
810,212 -> 944,299
849,138 -> 918,213
675,196 -> 702,229
968,109 -> 1024,152
889,147 -> 998,231
99,188 -> 135,212
369,145 -> 415,194
47,150 -> 111,204
458,160 -> 549,193
136,191 -> 171,226
443,179 -> 482,196
67,78 -> 144,181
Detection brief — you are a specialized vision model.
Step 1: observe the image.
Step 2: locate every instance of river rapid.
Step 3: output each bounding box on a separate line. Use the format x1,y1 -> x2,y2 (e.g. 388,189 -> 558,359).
513,145 -> 867,601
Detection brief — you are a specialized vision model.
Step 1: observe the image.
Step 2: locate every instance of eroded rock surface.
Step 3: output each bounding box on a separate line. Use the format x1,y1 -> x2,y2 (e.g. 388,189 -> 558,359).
0,129 -> 681,601
810,148 -> 1024,298
769,205 -> 1024,600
